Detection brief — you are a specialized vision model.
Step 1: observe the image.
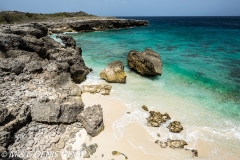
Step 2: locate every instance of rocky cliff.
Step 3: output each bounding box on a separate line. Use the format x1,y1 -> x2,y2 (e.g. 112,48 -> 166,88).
44,19 -> 148,33
0,18 -> 148,158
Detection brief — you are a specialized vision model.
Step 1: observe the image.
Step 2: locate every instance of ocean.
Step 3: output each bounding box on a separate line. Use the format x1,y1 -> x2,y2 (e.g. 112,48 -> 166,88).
52,17 -> 240,159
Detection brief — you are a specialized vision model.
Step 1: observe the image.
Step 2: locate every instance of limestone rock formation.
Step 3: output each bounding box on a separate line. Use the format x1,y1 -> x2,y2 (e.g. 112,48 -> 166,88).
77,105 -> 104,137
100,60 -> 127,83
81,84 -> 112,95
0,23 -> 91,152
146,111 -> 171,127
128,48 -> 162,76
167,121 -> 183,133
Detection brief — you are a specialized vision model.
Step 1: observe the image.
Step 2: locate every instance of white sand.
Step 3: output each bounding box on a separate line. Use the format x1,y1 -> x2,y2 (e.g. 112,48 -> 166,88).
81,93 -> 193,160
63,92 -> 240,160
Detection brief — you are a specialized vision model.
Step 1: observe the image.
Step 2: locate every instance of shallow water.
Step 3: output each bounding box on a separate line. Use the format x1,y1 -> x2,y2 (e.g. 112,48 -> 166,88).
52,17 -> 240,159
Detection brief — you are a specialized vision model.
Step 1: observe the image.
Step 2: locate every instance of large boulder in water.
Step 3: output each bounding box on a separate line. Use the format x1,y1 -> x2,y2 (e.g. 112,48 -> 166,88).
100,60 -> 127,83
127,49 -> 162,76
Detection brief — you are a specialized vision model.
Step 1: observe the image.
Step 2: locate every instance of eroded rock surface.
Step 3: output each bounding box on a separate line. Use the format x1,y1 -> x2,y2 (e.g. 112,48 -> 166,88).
167,139 -> 188,149
45,19 -> 148,33
77,105 -> 104,137
100,60 -> 127,83
167,121 -> 183,133
81,84 -> 112,95
0,23 -> 91,153
128,48 -> 162,76
147,111 -> 171,127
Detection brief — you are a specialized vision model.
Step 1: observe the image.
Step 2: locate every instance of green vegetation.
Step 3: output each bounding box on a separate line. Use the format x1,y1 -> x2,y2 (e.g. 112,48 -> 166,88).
0,11 -> 97,24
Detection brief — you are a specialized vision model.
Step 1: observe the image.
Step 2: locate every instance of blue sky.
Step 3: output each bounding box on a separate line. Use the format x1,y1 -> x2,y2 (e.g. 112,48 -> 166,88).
0,0 -> 240,16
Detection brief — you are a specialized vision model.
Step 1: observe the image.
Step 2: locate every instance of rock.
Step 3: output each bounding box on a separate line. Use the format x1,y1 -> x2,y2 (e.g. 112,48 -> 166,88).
0,131 -> 10,147
128,48 -> 162,76
0,108 -> 10,124
100,60 -> 127,83
2,23 -> 48,38
146,111 -> 171,127
167,121 -> 183,133
167,139 -> 188,149
11,61 -> 25,75
31,100 -> 84,123
47,47 -> 90,83
47,19 -> 148,34
81,84 -> 112,95
56,35 -> 76,47
77,105 -> 104,137
142,105 -> 148,111
24,61 -> 42,73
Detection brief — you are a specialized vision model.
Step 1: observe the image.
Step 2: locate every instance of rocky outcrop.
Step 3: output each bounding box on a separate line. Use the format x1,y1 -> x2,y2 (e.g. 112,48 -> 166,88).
146,111 -> 171,127
45,19 -> 148,34
167,121 -> 183,133
128,49 -> 162,76
77,105 -> 104,137
0,22 -> 92,153
81,84 -> 112,95
100,61 -> 127,83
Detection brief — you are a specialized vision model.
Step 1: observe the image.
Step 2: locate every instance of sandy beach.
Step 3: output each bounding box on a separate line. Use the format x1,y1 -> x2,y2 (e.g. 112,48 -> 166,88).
79,92 -> 240,160
81,93 -> 191,160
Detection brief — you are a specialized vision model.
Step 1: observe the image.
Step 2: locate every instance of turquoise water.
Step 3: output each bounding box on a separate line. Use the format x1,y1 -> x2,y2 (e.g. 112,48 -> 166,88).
52,17 -> 240,159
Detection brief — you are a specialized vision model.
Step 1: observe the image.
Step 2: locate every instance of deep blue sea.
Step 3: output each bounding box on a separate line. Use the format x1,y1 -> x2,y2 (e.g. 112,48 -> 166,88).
52,17 -> 240,159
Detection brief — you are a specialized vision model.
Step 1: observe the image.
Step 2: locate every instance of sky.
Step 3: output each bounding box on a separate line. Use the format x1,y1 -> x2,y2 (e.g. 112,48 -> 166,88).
0,0 -> 240,16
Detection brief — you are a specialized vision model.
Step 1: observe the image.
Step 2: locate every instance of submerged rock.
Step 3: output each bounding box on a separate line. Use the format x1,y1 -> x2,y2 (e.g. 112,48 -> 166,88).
128,48 -> 162,76
167,121 -> 183,133
77,105 -> 104,137
100,60 -> 127,83
81,84 -> 112,95
146,111 -> 171,127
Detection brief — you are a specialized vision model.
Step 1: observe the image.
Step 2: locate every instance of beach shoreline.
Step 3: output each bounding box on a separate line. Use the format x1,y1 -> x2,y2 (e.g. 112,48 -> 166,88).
80,89 -> 240,160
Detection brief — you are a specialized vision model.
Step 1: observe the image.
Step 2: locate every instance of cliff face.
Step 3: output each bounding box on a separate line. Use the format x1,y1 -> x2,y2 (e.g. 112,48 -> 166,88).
44,19 -> 149,33
0,19 -> 148,156
0,23 -> 91,153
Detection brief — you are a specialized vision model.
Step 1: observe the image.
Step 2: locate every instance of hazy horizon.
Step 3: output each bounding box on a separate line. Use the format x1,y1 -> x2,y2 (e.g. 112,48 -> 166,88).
1,0 -> 240,16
